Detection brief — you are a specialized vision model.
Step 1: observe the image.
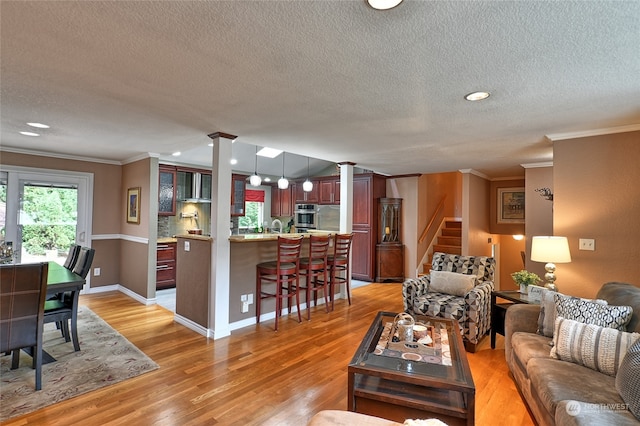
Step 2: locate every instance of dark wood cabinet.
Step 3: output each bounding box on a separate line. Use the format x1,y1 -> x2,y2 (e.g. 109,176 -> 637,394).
376,198 -> 404,282
158,166 -> 177,216
294,180 -> 319,203
319,177 -> 340,205
376,243 -> 404,282
156,241 -> 176,289
231,174 -> 246,216
351,174 -> 387,281
271,186 -> 293,217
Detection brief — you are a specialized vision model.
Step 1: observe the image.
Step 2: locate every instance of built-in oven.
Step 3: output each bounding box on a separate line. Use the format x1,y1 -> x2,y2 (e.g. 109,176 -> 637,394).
294,204 -> 317,230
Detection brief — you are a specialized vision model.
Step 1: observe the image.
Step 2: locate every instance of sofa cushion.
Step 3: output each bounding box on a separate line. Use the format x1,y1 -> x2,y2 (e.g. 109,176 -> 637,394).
527,357 -> 623,422
537,290 -> 607,337
616,339 -> 640,420
550,317 -> 640,376
555,400 -> 640,426
428,270 -> 475,296
511,331 -> 553,372
597,282 -> 640,333
554,293 -> 633,331
414,293 -> 465,321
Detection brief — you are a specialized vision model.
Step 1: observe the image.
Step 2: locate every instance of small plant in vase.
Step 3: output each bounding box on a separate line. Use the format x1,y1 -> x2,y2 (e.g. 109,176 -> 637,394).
511,270 -> 541,294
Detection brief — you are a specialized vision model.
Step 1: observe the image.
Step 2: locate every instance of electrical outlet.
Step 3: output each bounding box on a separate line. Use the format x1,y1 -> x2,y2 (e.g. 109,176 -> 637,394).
93,267 -> 101,276
184,241 -> 190,252
579,238 -> 595,251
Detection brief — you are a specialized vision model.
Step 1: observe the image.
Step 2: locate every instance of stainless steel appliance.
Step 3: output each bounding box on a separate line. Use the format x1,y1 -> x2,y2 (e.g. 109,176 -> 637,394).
294,204 -> 317,230
316,205 -> 340,231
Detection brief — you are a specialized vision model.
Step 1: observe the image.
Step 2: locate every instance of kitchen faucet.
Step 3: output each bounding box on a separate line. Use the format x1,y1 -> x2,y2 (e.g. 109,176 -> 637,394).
271,219 -> 283,233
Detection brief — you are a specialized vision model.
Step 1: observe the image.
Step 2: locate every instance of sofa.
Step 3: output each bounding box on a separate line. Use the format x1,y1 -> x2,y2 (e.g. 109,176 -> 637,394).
505,282 -> 640,425
403,252 -> 495,352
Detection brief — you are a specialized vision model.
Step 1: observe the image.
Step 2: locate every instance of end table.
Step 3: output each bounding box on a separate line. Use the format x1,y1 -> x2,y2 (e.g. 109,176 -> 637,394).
491,290 -> 539,349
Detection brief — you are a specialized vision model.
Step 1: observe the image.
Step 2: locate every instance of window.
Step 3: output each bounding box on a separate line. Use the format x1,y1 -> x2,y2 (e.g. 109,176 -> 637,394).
239,189 -> 265,232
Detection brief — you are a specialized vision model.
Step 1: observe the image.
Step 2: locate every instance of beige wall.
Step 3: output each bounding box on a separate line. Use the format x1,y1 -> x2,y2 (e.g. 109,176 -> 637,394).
524,166 -> 554,279
553,130 -> 640,298
463,173 -> 492,257
498,235 -> 526,291
387,176 -> 418,278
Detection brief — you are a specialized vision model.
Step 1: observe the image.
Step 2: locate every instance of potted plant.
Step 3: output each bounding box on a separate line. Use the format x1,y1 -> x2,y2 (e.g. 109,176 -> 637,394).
511,270 -> 541,293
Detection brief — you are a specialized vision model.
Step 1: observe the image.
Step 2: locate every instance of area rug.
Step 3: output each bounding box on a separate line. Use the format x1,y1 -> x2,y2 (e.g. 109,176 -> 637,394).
0,307 -> 159,421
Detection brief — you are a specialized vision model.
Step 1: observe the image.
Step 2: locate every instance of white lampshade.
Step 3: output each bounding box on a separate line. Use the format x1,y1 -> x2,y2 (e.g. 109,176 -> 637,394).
530,236 -> 572,263
303,179 -> 313,192
249,173 -> 262,187
278,176 -> 289,189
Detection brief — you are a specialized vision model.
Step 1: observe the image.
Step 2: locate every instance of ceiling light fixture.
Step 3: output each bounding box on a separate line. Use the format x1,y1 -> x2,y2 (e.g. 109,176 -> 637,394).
19,131 -> 39,137
230,158 -> 238,165
172,151 -> 181,156
303,157 -> 313,192
27,122 -> 50,129
257,147 -> 283,158
464,91 -> 490,101
250,146 -> 262,187
277,153 -> 289,189
264,177 -> 271,182
367,0 -> 403,10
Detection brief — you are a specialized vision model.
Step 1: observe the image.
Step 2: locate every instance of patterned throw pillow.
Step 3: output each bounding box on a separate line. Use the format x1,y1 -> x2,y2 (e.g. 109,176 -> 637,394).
429,270 -> 476,297
537,291 -> 607,337
554,293 -> 631,331
616,339 -> 640,420
550,317 -> 640,376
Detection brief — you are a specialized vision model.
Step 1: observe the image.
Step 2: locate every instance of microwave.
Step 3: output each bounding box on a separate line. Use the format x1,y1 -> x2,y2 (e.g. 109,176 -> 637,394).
294,204 -> 317,229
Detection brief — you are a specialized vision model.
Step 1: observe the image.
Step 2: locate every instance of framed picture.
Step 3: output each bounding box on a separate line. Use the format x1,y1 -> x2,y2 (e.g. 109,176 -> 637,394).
497,187 -> 525,223
126,187 -> 141,224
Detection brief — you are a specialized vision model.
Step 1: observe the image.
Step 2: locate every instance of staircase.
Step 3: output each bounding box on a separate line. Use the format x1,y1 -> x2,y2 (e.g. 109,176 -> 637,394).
423,220 -> 462,274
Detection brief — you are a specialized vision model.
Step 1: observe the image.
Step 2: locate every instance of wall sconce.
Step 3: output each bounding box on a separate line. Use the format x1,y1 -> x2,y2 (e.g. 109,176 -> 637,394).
512,235 -> 524,241
535,188 -> 554,202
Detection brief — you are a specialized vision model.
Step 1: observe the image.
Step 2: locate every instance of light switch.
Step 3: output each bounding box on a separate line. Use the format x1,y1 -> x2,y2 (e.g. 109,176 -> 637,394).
93,267 -> 101,276
184,241 -> 190,252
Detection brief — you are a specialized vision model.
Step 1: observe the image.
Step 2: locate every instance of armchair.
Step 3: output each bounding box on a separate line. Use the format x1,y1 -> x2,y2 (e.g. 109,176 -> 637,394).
403,252 -> 496,352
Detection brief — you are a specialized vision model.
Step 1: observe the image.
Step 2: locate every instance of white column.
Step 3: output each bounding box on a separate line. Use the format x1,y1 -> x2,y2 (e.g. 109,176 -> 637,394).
209,132 -> 236,339
339,163 -> 354,233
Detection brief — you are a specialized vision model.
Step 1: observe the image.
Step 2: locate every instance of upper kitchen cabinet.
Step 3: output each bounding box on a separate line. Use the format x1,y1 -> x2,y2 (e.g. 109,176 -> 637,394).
159,165 -> 177,216
294,180 -> 319,203
232,174 -> 247,216
271,185 -> 293,217
319,177 -> 340,205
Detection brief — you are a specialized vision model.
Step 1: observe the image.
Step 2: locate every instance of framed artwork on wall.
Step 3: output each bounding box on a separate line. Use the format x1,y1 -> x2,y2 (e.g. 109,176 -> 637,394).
498,187 -> 525,223
127,187 -> 141,224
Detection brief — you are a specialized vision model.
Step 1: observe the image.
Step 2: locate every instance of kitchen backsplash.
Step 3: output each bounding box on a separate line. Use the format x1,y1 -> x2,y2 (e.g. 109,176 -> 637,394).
157,201 -> 211,237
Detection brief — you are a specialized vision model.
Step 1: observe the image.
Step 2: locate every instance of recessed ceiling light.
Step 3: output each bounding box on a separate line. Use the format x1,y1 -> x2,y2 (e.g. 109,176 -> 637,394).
263,177 -> 271,182
257,147 -> 283,158
367,0 -> 403,10
19,131 -> 40,137
27,122 -> 50,129
172,151 -> 181,156
230,158 -> 238,165
208,143 -> 214,147
465,91 -> 491,101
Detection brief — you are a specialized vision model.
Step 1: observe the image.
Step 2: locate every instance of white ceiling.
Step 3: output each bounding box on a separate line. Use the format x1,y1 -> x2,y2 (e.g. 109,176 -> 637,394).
1,1 -> 639,179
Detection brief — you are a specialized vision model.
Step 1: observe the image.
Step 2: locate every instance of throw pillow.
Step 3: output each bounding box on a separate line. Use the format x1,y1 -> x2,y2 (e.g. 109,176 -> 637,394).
429,270 -> 476,297
616,339 -> 640,420
550,317 -> 640,376
554,293 -> 632,330
537,291 -> 607,337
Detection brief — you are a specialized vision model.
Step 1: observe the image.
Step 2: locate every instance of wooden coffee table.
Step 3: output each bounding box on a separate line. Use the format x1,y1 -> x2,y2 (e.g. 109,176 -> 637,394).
347,311 -> 475,425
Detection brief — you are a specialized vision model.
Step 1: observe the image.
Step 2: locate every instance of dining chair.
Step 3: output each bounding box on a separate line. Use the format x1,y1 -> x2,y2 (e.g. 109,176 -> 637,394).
256,235 -> 304,331
0,262 -> 49,390
63,244 -> 82,270
299,234 -> 331,320
44,247 -> 94,351
327,233 -> 354,310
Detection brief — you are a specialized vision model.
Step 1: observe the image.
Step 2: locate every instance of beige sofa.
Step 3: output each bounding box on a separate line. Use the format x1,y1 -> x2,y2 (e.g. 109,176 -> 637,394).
504,282 -> 640,425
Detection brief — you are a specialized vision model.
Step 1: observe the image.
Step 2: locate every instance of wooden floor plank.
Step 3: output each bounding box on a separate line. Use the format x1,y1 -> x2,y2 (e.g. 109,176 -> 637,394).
2,283 -> 533,425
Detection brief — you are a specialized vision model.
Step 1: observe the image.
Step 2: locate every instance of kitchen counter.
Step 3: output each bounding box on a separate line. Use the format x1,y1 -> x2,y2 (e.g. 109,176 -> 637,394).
229,230 -> 334,243
174,234 -> 214,242
158,237 -> 177,244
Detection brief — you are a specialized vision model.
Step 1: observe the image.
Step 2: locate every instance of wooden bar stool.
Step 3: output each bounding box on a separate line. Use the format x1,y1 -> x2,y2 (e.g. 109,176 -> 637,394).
256,235 -> 304,331
299,234 -> 331,320
328,233 -> 354,310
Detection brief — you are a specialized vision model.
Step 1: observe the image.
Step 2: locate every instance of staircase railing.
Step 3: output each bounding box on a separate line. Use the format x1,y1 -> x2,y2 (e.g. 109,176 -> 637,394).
418,195 -> 446,244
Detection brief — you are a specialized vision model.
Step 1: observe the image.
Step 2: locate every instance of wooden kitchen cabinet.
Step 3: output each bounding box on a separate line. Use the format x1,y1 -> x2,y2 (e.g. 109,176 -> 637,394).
158,165 -> 177,216
231,174 -> 247,216
295,180 -> 319,203
319,177 -> 340,205
156,241 -> 176,289
271,185 -> 293,217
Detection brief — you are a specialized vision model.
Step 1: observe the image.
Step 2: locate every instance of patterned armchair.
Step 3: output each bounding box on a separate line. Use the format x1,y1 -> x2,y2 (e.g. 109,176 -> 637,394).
402,252 -> 496,352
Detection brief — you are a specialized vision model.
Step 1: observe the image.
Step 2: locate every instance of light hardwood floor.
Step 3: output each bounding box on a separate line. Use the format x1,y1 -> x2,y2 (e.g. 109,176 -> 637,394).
4,283 -> 534,425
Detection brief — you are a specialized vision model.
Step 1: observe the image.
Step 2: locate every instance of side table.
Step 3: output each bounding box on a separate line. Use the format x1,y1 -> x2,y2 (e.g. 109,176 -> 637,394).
491,290 -> 539,349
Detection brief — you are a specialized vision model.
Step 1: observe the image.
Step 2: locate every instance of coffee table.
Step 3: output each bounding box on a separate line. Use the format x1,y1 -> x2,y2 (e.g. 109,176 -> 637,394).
347,311 -> 475,425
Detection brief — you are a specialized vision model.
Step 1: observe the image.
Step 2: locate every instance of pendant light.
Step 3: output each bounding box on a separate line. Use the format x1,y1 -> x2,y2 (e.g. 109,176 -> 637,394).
303,157 -> 313,192
249,145 -> 262,186
277,152 -> 289,189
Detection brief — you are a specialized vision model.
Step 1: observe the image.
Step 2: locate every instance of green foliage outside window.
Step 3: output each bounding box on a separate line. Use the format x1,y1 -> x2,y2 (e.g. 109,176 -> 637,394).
21,187 -> 77,255
238,201 -> 262,232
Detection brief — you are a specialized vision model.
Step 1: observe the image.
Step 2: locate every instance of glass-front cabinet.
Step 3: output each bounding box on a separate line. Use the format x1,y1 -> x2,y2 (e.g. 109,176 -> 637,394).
376,198 -> 404,282
231,174 -> 246,216
159,165 -> 177,216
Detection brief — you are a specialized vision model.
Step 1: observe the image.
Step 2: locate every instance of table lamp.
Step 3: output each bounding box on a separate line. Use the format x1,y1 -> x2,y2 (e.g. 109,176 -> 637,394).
530,236 -> 572,291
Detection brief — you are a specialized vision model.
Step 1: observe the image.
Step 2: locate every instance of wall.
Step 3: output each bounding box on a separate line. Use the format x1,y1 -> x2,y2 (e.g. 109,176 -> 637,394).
498,235 -> 526,291
387,176 -> 418,278
524,165 -> 554,279
462,172 -> 493,257
0,151 -> 122,288
553,130 -> 640,298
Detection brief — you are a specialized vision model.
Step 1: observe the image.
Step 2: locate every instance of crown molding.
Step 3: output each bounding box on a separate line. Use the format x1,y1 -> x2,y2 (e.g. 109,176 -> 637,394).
459,168 -> 490,180
545,124 -> 640,141
521,162 -> 553,169
122,152 -> 157,165
0,146 -> 121,165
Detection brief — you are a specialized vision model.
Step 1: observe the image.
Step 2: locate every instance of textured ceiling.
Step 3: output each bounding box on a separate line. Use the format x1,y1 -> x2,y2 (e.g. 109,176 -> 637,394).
1,1 -> 639,179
